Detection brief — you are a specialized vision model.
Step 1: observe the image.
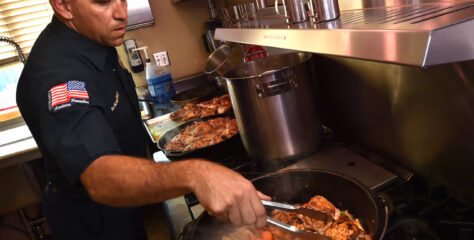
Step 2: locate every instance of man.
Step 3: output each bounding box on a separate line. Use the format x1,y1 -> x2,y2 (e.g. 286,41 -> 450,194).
16,0 -> 270,239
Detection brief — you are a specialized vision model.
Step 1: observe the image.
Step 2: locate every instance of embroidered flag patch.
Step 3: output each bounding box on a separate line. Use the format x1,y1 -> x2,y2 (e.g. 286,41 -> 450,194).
48,80 -> 90,112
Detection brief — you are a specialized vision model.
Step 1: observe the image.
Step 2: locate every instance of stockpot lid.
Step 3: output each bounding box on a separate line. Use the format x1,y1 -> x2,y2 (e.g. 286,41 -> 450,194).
223,52 -> 312,80
204,44 -> 231,75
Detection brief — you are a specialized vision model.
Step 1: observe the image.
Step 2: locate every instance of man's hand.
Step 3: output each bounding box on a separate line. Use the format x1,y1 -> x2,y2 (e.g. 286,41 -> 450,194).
190,161 -> 271,228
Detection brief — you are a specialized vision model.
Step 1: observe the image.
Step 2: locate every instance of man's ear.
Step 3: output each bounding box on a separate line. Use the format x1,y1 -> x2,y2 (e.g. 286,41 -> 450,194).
49,0 -> 74,20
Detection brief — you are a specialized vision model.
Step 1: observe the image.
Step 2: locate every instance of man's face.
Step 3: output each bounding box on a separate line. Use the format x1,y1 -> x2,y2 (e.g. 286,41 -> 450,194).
68,0 -> 128,46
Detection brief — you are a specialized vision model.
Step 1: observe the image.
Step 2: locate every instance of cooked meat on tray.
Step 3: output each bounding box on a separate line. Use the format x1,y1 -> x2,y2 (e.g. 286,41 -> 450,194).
170,94 -> 232,121
165,116 -> 238,152
221,195 -> 371,240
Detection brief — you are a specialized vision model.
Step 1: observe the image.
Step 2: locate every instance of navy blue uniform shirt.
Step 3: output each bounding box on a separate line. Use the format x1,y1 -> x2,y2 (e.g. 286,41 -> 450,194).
16,16 -> 148,239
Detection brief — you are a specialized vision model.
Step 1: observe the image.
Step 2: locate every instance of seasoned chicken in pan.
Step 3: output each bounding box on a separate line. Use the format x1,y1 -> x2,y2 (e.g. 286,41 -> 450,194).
221,195 -> 371,240
165,117 -> 238,152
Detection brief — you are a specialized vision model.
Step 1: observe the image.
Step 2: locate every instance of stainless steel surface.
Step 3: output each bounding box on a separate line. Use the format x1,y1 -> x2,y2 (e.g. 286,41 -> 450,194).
283,146 -> 398,191
215,0 -> 474,67
214,76 -> 228,92
139,101 -> 152,120
312,54 -> 474,202
204,44 -> 246,76
275,0 -> 308,23
173,73 -> 213,93
262,199 -> 335,220
126,0 -> 154,30
308,0 -> 340,23
224,52 -> 321,168
266,216 -> 332,240
256,0 -> 266,9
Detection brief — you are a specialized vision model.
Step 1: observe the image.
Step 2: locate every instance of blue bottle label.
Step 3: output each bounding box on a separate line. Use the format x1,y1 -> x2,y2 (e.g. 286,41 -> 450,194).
147,73 -> 175,102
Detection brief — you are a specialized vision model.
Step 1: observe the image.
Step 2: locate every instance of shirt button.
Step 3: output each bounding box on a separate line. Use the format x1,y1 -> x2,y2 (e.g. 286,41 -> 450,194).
112,68 -> 116,72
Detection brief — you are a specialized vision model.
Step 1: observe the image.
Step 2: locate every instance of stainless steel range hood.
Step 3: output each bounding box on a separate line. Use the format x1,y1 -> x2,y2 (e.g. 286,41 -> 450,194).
214,0 -> 474,67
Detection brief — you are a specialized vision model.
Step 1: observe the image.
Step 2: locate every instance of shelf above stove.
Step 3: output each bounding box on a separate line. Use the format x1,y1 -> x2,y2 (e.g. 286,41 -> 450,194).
215,0 -> 474,67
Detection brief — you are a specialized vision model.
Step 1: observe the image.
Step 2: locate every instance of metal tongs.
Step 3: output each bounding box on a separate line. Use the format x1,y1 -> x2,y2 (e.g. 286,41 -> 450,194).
262,200 -> 334,240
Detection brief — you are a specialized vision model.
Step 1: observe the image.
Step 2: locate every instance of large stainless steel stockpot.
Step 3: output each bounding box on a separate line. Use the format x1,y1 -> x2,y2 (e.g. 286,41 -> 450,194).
223,52 -> 321,169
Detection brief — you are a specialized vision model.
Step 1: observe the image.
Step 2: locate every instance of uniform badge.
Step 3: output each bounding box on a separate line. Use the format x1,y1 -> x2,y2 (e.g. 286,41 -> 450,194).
111,91 -> 119,111
48,80 -> 89,112
118,56 -> 125,69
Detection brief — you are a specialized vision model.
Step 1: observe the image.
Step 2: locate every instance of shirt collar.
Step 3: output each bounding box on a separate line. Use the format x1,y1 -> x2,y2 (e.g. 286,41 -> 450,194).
49,15 -> 114,71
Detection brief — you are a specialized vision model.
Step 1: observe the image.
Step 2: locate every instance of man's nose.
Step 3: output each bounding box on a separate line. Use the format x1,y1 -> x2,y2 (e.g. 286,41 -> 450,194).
113,0 -> 128,20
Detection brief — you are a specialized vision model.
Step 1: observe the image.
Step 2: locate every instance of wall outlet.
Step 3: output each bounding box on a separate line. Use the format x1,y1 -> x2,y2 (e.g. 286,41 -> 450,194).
152,51 -> 170,67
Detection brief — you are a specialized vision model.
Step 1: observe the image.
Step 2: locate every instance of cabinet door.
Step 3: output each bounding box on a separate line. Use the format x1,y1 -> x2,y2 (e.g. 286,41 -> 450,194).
127,0 -> 155,30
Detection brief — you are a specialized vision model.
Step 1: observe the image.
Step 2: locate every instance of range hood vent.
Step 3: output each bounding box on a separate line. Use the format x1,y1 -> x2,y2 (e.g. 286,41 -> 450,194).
215,0 -> 474,67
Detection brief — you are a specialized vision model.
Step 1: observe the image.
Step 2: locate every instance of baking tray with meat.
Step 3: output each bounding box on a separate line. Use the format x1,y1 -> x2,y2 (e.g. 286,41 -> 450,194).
144,113 -> 185,143
157,114 -> 243,161
170,93 -> 233,121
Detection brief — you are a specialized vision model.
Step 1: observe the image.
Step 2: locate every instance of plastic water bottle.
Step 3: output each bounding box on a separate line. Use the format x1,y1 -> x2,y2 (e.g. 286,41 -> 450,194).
134,47 -> 176,103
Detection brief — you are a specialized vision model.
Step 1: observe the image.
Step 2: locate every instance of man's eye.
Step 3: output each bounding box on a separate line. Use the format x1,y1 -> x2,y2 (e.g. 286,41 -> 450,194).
96,0 -> 111,4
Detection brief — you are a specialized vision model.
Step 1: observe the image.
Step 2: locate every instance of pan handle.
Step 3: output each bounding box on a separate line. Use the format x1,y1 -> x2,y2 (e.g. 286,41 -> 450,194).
375,193 -> 391,240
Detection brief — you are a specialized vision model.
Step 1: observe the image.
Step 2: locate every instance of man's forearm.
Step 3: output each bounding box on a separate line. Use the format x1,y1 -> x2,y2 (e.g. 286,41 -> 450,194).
80,155 -> 201,207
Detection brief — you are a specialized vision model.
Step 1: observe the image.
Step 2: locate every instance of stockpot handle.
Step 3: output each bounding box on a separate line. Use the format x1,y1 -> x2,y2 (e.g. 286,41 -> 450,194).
256,67 -> 297,98
275,0 -> 289,23
307,0 -> 317,22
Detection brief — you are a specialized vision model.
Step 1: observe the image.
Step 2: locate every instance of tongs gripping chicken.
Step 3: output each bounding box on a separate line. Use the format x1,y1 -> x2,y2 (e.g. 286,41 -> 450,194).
262,199 -> 338,240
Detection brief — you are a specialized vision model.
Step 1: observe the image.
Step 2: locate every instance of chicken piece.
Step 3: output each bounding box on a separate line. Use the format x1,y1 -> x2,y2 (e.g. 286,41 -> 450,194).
292,195 -> 340,233
272,209 -> 305,229
324,215 -> 371,240
181,108 -> 200,121
170,104 -> 195,120
217,105 -> 232,114
192,121 -> 212,135
298,215 -> 332,234
198,94 -> 231,110
306,195 -> 340,220
199,107 -> 216,118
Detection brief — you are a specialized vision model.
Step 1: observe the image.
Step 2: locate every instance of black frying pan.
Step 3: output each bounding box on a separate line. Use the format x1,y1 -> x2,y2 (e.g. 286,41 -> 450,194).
180,169 -> 389,240
157,114 -> 243,161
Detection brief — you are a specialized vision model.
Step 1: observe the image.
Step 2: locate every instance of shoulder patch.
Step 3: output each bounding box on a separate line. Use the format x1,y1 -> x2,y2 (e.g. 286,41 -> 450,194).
48,80 -> 90,112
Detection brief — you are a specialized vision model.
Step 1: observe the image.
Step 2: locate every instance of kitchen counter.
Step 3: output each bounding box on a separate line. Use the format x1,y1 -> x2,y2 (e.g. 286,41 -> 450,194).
0,117 -> 40,170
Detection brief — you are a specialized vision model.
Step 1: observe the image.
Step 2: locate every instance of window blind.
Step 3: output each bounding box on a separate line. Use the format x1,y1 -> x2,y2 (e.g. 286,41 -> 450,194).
0,0 -> 53,62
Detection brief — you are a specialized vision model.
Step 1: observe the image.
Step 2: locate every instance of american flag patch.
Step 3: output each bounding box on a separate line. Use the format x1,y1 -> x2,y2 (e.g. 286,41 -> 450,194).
48,80 -> 90,112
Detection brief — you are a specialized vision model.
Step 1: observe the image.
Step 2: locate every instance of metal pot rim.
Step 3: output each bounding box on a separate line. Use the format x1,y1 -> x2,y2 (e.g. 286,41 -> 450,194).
223,52 -> 312,81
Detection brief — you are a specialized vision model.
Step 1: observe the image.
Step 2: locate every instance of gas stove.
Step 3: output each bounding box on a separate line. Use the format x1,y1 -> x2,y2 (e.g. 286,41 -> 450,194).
382,176 -> 474,240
